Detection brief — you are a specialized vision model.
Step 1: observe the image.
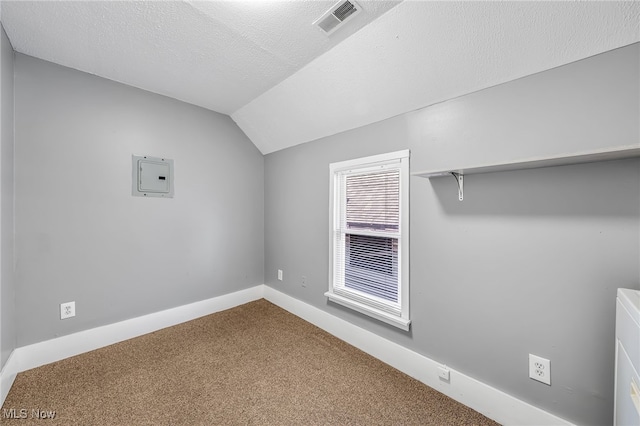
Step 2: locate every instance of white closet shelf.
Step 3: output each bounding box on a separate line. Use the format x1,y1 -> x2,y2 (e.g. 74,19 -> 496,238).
412,145 -> 640,201
412,145 -> 640,179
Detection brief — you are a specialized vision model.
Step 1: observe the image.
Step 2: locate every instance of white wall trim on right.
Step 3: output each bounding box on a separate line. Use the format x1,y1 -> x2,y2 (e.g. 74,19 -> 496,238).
263,285 -> 574,426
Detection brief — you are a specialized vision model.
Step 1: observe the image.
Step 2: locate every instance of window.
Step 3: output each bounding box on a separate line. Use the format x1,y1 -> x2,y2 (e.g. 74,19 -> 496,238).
326,150 -> 410,330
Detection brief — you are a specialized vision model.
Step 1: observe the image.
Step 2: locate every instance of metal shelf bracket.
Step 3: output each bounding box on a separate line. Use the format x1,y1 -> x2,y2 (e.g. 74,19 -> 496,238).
451,172 -> 464,201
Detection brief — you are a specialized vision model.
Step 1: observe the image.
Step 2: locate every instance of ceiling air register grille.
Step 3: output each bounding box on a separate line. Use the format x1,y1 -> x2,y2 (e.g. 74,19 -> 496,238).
315,0 -> 361,35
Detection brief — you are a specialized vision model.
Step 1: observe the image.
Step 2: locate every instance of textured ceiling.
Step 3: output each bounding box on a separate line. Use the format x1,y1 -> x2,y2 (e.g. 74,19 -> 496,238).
1,0 -> 400,114
2,1 -> 639,155
233,1 -> 640,153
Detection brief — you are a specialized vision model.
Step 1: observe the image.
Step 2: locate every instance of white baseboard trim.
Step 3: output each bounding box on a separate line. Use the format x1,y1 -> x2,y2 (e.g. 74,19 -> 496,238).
263,286 -> 574,426
1,284 -> 573,425
1,350 -> 17,406
0,285 -> 264,406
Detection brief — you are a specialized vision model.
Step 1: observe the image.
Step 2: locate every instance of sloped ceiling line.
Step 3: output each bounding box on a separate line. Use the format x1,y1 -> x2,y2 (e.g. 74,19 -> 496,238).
231,1 -> 640,154
2,1 -> 638,155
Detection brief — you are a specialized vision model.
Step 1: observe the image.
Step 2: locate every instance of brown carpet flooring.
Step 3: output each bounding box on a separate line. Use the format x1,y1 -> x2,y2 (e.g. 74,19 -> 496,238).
2,299 -> 499,425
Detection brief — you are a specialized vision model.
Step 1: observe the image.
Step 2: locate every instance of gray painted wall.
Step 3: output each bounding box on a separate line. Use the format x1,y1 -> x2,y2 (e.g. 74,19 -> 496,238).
0,24 -> 15,370
264,44 -> 640,425
14,54 -> 264,347
411,43 -> 639,173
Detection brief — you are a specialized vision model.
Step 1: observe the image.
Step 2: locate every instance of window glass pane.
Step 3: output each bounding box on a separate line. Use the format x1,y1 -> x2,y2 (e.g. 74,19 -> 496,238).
328,150 -> 409,328
345,234 -> 398,302
346,170 -> 399,232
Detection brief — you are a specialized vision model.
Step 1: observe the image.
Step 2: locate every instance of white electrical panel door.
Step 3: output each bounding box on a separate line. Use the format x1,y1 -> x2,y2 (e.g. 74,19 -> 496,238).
132,155 -> 174,198
140,161 -> 170,192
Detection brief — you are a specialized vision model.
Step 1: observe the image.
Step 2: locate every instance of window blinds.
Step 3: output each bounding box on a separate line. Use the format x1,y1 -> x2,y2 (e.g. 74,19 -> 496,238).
345,170 -> 399,232
334,167 -> 401,310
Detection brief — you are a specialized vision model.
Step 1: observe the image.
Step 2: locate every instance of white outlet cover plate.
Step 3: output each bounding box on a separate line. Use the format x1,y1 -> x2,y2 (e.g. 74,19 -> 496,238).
277,270 -> 283,281
438,366 -> 450,381
529,354 -> 551,385
60,301 -> 76,320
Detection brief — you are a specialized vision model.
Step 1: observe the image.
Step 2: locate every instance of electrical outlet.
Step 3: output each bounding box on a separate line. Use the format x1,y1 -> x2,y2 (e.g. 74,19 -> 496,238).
301,275 -> 306,287
60,301 -> 76,320
277,269 -> 283,281
529,354 -> 551,385
438,365 -> 450,381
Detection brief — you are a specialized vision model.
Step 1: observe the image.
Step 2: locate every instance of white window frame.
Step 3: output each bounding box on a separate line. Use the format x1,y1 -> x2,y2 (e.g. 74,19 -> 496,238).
326,150 -> 410,330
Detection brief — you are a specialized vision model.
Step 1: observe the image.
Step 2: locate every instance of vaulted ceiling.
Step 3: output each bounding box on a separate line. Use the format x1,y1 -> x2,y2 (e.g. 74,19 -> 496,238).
2,1 -> 639,154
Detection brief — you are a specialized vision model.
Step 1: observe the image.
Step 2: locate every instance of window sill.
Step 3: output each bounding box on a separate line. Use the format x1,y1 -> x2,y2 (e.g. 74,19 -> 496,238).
325,291 -> 411,331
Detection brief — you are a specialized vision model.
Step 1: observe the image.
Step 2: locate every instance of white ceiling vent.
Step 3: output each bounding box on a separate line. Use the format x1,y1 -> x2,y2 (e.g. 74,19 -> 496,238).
314,0 -> 362,35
